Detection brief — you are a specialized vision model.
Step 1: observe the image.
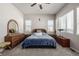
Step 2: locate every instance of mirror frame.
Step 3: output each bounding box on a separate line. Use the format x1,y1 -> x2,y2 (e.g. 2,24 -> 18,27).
7,19 -> 19,34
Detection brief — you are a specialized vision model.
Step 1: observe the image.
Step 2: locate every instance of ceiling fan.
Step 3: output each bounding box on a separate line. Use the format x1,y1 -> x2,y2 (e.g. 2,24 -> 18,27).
30,3 -> 50,10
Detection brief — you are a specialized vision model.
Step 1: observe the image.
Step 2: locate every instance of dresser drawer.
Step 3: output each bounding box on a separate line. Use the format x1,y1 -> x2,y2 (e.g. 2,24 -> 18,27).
12,36 -> 20,41
5,34 -> 25,48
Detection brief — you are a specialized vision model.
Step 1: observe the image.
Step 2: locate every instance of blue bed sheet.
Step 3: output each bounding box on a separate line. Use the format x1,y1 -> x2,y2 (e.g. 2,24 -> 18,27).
22,38 -> 56,48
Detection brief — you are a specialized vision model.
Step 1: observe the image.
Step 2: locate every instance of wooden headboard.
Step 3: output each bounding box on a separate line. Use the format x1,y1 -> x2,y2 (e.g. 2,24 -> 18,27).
32,29 -> 47,33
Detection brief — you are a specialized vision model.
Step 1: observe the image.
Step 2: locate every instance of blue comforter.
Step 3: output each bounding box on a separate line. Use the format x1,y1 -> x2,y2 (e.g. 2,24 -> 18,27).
22,33 -> 56,48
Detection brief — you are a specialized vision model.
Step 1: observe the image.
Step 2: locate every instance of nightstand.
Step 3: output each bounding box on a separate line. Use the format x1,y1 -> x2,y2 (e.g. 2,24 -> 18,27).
48,34 -> 57,38
55,36 -> 70,47
25,34 -> 31,38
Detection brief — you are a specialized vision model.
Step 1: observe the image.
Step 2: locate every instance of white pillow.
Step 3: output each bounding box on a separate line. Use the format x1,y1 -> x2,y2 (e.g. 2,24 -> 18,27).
34,32 -> 43,36
42,32 -> 46,35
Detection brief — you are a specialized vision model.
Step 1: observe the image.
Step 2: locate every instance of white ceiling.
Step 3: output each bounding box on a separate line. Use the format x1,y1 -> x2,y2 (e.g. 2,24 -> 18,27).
13,3 -> 67,14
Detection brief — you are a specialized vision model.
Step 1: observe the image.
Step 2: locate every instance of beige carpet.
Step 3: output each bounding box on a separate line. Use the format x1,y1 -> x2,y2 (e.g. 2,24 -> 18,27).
2,44 -> 79,56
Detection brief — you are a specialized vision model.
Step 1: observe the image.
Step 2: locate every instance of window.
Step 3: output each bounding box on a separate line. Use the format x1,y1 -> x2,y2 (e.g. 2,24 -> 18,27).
59,15 -> 66,31
25,20 -> 32,32
57,10 -> 74,33
56,18 -> 59,30
77,7 -> 79,34
48,20 -> 54,32
66,10 -> 74,33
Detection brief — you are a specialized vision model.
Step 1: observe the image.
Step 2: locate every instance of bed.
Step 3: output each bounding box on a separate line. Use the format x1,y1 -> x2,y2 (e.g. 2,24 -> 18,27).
22,29 -> 56,48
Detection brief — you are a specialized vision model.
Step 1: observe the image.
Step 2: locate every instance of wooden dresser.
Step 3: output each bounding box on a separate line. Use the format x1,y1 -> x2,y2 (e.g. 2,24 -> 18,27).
53,35 -> 70,47
5,33 -> 26,48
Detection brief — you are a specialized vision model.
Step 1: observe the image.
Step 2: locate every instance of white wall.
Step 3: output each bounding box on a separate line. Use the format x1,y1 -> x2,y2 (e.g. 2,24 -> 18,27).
24,14 -> 55,34
56,3 -> 79,52
0,3 -> 24,42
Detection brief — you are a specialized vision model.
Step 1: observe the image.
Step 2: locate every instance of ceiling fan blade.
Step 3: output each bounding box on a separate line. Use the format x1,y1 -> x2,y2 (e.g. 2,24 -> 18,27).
31,3 -> 37,7
39,4 -> 43,10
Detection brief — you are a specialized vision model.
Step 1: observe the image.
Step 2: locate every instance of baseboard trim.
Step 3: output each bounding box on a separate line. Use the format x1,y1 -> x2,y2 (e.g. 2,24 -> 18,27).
70,47 -> 79,53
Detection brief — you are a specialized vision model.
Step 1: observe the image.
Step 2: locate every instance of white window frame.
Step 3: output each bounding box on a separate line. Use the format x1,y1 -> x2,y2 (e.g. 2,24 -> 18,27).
25,20 -> 32,32
48,20 -> 54,32
66,10 -> 74,33
59,15 -> 67,32
77,7 -> 79,34
57,10 -> 74,33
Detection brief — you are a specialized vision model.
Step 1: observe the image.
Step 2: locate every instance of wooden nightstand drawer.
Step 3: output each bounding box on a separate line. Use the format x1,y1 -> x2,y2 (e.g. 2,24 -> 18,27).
54,35 -> 70,47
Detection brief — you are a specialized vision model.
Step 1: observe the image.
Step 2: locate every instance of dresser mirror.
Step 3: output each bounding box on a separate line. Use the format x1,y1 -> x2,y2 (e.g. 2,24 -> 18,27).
7,19 -> 19,34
